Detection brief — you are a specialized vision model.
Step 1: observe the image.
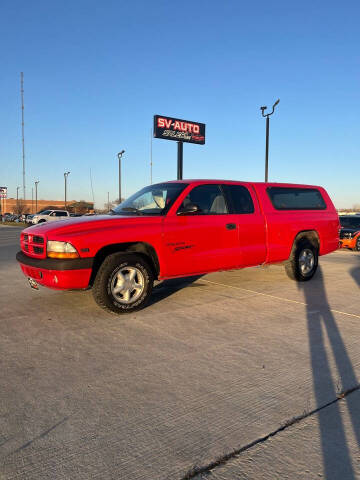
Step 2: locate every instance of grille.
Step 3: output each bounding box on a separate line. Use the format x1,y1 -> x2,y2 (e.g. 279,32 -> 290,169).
21,233 -> 46,258
33,236 -> 44,244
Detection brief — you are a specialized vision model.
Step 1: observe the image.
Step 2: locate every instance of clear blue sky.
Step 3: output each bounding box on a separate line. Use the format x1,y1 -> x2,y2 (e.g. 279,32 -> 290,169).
1,0 -> 359,208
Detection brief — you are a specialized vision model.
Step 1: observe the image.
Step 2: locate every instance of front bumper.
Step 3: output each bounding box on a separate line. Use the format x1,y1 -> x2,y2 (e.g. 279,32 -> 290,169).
16,251 -> 93,290
339,238 -> 356,249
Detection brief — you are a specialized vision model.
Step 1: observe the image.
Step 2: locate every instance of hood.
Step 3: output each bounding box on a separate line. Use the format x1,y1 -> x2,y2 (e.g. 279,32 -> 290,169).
24,214 -> 163,237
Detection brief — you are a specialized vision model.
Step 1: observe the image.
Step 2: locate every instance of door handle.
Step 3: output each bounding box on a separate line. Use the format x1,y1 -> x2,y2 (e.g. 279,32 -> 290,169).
226,223 -> 236,230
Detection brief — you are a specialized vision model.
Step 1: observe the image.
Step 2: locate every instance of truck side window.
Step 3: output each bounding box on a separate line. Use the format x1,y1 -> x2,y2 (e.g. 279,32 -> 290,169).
180,184 -> 228,215
222,185 -> 254,214
267,187 -> 326,210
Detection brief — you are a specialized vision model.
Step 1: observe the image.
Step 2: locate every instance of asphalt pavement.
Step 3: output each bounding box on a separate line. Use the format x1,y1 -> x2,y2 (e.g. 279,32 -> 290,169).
1,225 -> 360,480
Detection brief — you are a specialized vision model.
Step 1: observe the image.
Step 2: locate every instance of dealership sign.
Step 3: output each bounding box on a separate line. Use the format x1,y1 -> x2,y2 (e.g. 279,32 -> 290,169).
153,115 -> 205,145
0,187 -> 7,199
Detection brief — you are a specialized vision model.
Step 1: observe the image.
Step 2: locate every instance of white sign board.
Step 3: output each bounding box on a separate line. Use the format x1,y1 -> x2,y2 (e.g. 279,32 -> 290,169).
0,187 -> 7,199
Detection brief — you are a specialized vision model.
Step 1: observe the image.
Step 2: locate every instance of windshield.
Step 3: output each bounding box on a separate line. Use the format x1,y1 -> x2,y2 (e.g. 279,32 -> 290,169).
340,216 -> 360,229
111,183 -> 188,216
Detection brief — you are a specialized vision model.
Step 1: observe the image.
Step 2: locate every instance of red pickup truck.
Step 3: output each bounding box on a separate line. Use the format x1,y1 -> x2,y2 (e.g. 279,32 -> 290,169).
17,180 -> 339,313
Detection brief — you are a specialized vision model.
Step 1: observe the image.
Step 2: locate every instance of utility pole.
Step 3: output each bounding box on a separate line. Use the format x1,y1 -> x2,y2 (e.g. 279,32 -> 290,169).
64,171 -> 70,209
31,187 -> 34,213
107,191 -> 110,212
35,181 -> 39,213
260,99 -> 280,182
117,150 -> 125,203
21,72 -> 26,200
150,128 -> 153,184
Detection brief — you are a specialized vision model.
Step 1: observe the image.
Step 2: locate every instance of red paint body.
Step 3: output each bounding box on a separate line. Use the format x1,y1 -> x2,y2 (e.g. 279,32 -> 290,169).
17,180 -> 340,290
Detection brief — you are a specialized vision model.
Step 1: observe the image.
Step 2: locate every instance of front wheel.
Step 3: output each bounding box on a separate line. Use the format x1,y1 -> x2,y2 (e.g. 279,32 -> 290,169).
355,237 -> 360,252
285,240 -> 318,281
92,253 -> 154,314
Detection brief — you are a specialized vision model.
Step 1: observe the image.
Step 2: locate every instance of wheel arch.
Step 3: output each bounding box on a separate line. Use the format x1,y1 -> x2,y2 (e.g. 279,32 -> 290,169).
288,230 -> 320,261
89,242 -> 160,286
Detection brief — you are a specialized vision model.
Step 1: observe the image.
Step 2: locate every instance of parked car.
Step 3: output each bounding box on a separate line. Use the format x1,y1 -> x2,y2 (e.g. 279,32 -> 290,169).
31,210 -> 70,225
17,180 -> 339,314
339,215 -> 360,251
3,213 -> 12,221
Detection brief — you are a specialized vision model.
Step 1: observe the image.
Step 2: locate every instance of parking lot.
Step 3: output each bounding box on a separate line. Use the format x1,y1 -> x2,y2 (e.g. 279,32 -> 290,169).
1,225 -> 360,479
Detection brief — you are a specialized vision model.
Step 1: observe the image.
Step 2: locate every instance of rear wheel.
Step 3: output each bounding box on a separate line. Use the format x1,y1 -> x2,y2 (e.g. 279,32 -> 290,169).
92,253 -> 154,314
285,239 -> 318,281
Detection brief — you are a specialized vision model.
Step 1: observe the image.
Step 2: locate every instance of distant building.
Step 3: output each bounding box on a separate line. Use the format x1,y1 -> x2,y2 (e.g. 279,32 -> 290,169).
1,198 -> 94,214
337,210 -> 360,216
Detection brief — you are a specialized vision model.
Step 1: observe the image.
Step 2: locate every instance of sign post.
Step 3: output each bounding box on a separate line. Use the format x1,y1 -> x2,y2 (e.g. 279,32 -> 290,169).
177,141 -> 183,180
153,115 -> 206,180
0,187 -> 7,215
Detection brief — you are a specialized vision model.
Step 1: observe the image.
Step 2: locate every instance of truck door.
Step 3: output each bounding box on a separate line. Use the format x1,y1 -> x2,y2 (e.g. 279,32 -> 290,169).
163,184 -> 241,277
221,184 -> 267,267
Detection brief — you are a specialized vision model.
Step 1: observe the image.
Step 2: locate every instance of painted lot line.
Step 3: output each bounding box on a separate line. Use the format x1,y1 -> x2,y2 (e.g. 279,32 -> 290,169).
202,279 -> 360,319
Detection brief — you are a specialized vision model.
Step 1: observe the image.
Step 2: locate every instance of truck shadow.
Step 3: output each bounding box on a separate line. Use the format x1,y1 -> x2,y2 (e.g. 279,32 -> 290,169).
148,275 -> 204,307
298,267 -> 360,479
349,252 -> 360,288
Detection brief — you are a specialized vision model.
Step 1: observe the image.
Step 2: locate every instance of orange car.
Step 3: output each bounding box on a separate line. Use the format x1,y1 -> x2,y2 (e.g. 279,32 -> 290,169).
339,215 -> 360,251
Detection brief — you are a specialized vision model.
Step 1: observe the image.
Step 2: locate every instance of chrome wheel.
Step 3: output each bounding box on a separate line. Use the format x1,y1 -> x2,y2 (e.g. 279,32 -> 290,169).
110,266 -> 145,304
299,248 -> 315,275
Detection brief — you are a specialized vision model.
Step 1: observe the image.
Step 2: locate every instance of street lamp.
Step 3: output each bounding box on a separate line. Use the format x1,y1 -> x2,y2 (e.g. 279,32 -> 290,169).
16,186 -> 20,212
260,98 -> 280,182
117,150 -> 125,204
34,181 -> 39,213
64,171 -> 70,209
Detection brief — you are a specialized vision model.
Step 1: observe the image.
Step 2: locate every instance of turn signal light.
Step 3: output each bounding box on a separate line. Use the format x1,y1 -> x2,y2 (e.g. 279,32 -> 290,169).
47,251 -> 79,259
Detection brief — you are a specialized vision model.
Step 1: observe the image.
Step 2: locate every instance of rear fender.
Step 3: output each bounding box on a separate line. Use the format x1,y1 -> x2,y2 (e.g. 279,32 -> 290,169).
288,230 -> 320,262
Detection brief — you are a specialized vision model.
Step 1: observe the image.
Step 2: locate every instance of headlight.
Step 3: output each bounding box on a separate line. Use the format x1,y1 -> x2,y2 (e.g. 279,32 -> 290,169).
47,241 -> 79,259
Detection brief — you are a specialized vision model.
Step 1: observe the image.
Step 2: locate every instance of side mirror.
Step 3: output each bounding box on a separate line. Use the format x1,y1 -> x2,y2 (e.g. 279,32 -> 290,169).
177,203 -> 199,215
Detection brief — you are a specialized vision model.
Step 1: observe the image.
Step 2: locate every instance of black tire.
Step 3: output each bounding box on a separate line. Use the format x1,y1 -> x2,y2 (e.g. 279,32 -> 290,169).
355,237 -> 360,252
38,219 -> 46,223
92,253 -> 154,314
285,239 -> 318,281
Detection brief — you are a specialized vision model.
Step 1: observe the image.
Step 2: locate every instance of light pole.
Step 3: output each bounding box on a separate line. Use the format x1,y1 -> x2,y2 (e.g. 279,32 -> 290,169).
16,186 -> 20,213
260,99 -> 280,182
35,181 -> 39,213
64,171 -> 70,209
117,150 -> 125,204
